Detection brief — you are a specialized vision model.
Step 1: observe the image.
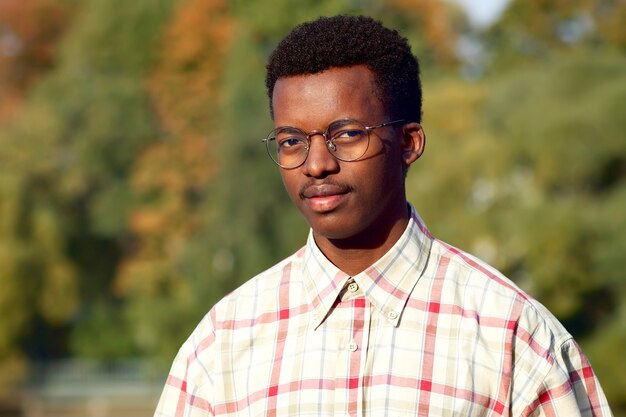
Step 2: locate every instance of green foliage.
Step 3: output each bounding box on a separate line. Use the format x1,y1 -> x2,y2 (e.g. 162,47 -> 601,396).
484,0 -> 625,71
0,0 -> 174,376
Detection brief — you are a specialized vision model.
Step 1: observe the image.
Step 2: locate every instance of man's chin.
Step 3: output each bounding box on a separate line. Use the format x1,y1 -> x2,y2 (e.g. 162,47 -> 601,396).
309,218 -> 366,244
308,217 -> 354,240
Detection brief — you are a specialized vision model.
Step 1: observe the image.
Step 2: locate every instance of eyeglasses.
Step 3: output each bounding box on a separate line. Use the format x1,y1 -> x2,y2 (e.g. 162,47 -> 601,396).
262,118 -> 405,169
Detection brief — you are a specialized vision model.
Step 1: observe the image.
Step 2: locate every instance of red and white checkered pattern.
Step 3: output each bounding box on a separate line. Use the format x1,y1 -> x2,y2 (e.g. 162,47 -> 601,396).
155,205 -> 613,417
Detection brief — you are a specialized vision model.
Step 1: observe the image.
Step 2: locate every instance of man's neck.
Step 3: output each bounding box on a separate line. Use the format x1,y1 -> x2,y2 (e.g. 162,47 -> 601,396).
313,208 -> 410,276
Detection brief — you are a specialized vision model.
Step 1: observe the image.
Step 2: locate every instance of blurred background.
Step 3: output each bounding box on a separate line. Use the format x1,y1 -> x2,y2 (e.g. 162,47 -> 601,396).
0,0 -> 624,415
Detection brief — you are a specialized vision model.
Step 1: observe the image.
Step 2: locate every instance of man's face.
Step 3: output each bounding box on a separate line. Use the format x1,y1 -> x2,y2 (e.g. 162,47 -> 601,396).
272,65 -> 422,246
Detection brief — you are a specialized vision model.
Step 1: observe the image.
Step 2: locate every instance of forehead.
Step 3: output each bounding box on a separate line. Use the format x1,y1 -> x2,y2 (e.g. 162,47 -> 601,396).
272,65 -> 385,128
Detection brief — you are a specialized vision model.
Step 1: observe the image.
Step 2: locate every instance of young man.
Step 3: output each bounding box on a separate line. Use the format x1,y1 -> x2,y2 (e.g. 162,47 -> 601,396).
155,16 -> 612,417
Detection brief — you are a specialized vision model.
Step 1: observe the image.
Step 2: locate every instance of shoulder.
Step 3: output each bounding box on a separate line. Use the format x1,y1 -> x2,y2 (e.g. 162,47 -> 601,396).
172,247 -> 305,386
428,238 -> 573,346
430,238 -> 531,303
211,247 -> 305,319
426,240 -> 608,412
191,247 -> 305,344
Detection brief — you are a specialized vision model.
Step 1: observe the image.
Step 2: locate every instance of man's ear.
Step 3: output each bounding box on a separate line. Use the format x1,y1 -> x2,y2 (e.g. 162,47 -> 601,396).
401,122 -> 426,166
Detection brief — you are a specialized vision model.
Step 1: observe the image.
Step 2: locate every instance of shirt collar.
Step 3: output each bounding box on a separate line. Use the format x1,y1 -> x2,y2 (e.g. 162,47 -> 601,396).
302,204 -> 433,329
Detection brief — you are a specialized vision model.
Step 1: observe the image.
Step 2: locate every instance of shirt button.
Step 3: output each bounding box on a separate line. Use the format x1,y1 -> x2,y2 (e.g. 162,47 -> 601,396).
387,311 -> 398,320
347,341 -> 358,352
348,282 -> 359,293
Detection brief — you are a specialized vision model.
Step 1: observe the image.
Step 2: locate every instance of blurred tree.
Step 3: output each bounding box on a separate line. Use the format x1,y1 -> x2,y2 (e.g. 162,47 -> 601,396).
485,0 -> 625,70
0,0 -> 74,122
0,101 -> 82,389
386,0 -> 466,68
0,0 -> 174,385
115,0 -> 234,360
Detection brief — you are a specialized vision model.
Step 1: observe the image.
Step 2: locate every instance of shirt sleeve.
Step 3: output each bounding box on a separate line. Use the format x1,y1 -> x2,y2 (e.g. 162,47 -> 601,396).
523,339 -> 613,417
154,316 -> 216,417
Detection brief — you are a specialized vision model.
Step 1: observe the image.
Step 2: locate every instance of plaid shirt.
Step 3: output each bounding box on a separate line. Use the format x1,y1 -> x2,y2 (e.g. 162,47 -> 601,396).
155,205 -> 613,417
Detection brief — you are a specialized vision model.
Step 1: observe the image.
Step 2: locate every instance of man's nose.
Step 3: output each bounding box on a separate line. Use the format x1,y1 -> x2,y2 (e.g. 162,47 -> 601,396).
301,134 -> 339,178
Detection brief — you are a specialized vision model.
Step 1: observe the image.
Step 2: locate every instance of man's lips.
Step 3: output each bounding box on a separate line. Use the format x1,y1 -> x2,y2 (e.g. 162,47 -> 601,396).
299,183 -> 351,213
300,183 -> 351,199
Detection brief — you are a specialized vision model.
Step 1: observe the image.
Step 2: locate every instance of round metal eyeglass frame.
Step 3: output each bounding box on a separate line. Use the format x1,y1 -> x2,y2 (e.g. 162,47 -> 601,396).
262,118 -> 405,169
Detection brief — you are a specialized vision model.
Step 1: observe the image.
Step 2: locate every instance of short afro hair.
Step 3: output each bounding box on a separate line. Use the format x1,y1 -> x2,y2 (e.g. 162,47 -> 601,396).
265,15 -> 422,122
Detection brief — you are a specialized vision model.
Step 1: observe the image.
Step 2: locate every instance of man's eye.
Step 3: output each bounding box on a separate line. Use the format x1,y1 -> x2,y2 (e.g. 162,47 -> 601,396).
278,137 -> 305,149
333,129 -> 365,142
